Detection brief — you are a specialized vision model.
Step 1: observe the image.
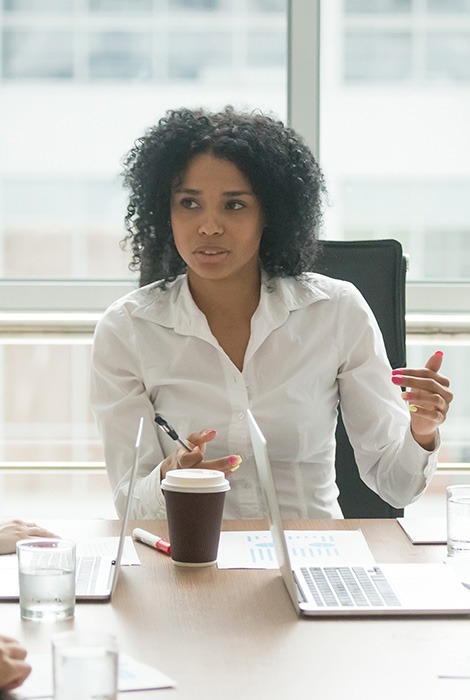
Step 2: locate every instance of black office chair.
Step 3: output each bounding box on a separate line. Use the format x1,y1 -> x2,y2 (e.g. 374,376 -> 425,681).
314,239 -> 407,518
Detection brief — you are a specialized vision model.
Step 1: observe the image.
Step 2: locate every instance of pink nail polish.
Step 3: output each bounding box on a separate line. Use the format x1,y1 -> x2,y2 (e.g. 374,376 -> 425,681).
402,391 -> 413,400
228,455 -> 242,467
391,368 -> 404,374
435,350 -> 444,357
391,375 -> 404,385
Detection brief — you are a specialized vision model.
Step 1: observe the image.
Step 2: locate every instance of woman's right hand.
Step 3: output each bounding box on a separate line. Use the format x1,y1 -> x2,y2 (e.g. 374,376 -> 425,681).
0,635 -> 31,692
160,428 -> 242,481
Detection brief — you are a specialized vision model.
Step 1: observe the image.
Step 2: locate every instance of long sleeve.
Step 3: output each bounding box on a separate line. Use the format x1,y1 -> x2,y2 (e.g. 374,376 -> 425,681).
336,284 -> 438,509
90,303 -> 167,518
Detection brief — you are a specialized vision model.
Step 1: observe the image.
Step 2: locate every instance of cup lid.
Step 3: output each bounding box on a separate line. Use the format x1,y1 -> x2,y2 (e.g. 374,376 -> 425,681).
161,469 -> 230,492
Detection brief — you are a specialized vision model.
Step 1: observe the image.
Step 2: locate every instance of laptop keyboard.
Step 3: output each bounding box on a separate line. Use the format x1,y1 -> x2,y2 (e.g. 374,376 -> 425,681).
76,556 -> 102,596
299,566 -> 402,607
35,552 -> 103,596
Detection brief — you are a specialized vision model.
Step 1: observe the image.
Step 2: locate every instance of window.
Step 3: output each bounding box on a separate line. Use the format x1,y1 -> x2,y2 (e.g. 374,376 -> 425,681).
345,32 -> 413,82
88,32 -> 154,80
0,0 -> 287,479
0,0 -> 287,280
3,30 -> 74,79
1,181 -> 128,278
343,0 -> 470,84
314,0 -> 470,468
0,343 -> 99,463
341,182 -> 470,281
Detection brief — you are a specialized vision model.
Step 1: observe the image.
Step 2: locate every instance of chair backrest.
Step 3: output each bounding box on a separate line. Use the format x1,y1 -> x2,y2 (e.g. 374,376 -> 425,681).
314,239 -> 406,518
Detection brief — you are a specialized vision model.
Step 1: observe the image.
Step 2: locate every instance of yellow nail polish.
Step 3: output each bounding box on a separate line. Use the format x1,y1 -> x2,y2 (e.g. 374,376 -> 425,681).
228,455 -> 242,466
230,464 -> 240,473
408,404 -> 418,413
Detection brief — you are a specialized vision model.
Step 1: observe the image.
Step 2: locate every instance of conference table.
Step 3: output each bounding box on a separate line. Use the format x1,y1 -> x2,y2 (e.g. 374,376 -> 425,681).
2,518 -> 470,700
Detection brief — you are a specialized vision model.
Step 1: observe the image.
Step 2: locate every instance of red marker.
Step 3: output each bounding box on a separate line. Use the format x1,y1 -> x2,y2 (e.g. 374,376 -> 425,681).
132,528 -> 171,555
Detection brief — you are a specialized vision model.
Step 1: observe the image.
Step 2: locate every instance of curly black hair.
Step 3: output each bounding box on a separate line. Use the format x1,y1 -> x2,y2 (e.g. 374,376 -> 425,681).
121,106 -> 326,287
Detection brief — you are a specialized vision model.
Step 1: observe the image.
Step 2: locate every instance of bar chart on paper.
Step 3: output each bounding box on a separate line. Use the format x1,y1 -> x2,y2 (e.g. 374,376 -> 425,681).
217,530 -> 376,569
248,532 -> 342,564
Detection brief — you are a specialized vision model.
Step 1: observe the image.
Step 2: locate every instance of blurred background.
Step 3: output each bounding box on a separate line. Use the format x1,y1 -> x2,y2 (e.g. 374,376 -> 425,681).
0,0 -> 468,518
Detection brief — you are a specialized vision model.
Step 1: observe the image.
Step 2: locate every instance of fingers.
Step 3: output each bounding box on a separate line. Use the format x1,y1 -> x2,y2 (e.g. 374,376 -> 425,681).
200,455 -> 243,477
401,388 -> 449,416
398,380 -> 453,409
392,367 -> 450,391
160,427 -> 243,480
391,349 -> 452,400
424,349 -> 444,373
0,519 -> 59,555
7,643 -> 27,662
391,351 -> 453,449
186,428 -> 217,454
1,518 -> 55,535
3,519 -> 58,540
21,520 -> 58,539
3,659 -> 32,691
27,526 -> 59,539
176,450 -> 242,477
0,638 -> 31,691
174,446 -> 204,470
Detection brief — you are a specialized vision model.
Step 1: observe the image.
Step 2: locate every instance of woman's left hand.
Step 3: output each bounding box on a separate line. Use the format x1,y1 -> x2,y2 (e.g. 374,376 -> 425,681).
391,350 -> 453,451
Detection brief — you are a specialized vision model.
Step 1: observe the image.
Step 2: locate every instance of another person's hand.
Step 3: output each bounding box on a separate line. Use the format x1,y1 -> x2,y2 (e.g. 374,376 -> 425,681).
391,350 -> 453,451
0,635 -> 31,692
0,519 -> 58,555
160,428 -> 242,481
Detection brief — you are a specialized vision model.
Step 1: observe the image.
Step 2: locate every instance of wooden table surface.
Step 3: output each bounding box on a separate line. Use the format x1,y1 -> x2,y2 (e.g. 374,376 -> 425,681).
2,519 -> 469,700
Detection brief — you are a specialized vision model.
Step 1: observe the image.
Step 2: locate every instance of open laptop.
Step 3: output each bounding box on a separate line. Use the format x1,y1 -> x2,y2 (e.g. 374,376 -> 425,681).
246,409 -> 470,617
0,416 -> 143,602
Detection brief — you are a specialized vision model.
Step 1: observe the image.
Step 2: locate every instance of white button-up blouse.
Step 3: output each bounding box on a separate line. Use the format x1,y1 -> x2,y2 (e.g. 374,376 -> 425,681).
90,272 -> 438,519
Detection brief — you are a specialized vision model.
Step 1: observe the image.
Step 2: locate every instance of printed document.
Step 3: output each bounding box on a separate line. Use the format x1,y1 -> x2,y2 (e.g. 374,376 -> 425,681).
14,653 -> 175,698
217,529 -> 375,569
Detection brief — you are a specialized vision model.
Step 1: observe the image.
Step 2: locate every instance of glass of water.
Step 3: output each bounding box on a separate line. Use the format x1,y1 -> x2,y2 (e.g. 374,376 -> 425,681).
16,538 -> 76,622
52,631 -> 118,700
447,484 -> 470,557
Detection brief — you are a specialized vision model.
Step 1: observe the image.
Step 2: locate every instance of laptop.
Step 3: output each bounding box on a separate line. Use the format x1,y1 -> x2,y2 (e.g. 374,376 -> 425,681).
246,409 -> 470,617
0,416 -> 143,602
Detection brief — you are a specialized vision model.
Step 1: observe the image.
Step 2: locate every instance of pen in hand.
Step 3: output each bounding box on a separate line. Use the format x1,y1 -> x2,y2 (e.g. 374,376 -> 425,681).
154,413 -> 241,476
154,414 -> 192,453
133,528 -> 171,556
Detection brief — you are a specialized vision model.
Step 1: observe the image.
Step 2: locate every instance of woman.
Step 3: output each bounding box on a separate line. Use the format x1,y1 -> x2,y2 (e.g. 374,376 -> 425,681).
91,106 -> 452,519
